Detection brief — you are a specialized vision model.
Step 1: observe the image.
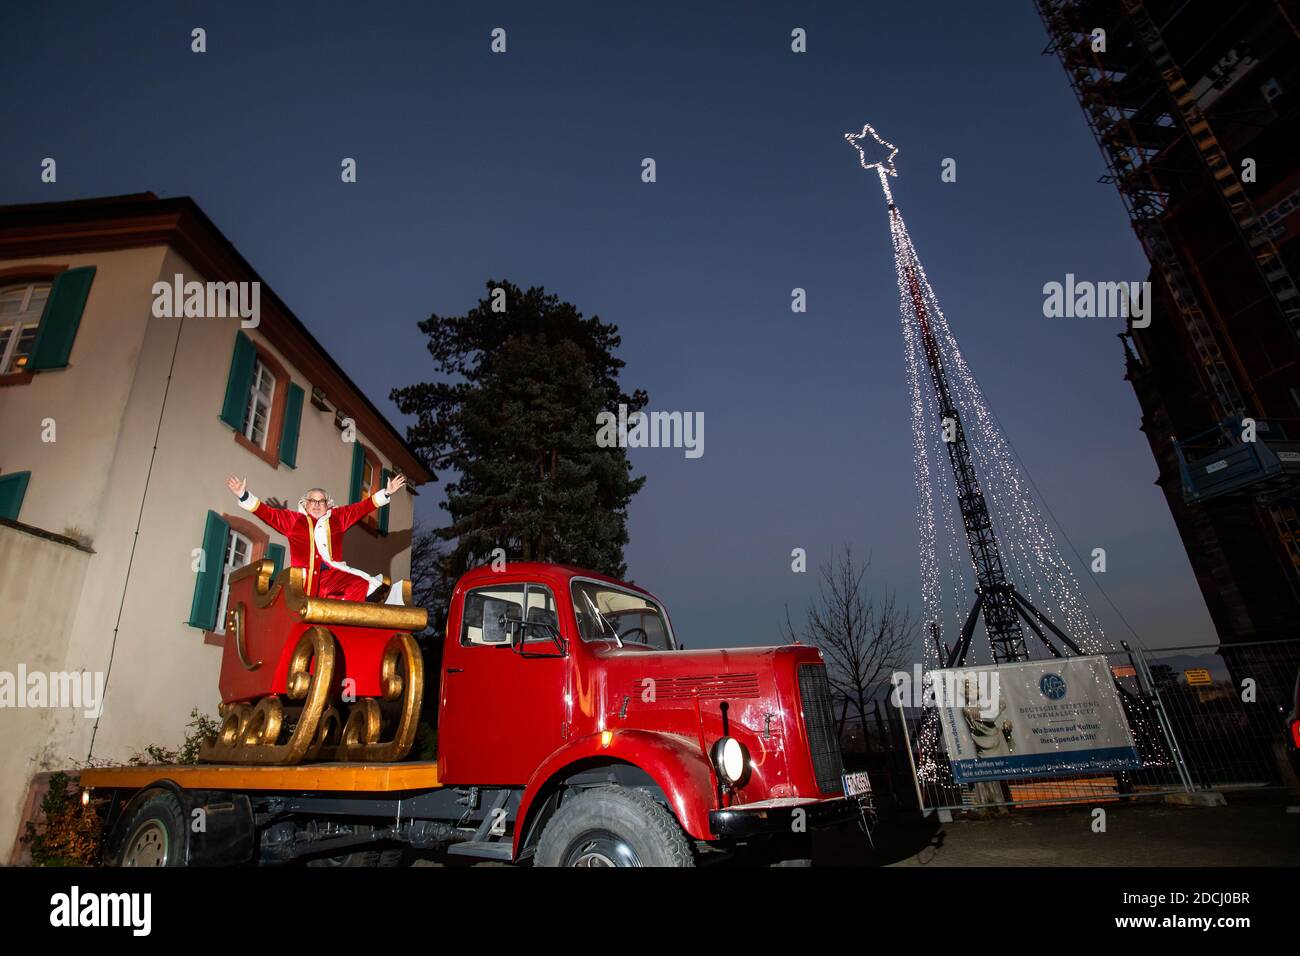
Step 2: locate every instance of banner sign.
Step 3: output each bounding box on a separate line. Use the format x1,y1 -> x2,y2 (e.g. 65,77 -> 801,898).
932,655 -> 1141,783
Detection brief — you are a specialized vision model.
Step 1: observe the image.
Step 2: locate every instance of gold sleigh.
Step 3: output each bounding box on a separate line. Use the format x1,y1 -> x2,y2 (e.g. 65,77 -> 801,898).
200,559 -> 428,766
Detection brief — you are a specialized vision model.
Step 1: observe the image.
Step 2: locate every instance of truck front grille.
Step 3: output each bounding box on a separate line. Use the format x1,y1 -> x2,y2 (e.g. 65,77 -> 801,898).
797,663 -> 845,794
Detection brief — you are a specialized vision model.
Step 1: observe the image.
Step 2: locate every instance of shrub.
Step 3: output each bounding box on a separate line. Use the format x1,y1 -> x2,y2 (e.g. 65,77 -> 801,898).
128,708 -> 219,766
22,771 -> 103,866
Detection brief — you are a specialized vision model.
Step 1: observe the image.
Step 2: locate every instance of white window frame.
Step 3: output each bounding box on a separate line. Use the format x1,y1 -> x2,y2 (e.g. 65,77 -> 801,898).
243,358 -> 276,448
215,529 -> 254,634
0,282 -> 52,374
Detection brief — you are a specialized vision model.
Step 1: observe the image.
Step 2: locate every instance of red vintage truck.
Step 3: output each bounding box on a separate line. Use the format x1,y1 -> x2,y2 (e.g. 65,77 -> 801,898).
80,560 -> 871,867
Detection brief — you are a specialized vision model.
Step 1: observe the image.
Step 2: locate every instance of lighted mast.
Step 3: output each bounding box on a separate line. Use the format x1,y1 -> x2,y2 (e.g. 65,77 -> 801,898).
846,123 -> 1097,667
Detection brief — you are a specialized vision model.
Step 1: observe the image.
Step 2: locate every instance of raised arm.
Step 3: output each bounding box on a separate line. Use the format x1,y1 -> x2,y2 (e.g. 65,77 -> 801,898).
226,474 -> 299,536
332,473 -> 407,531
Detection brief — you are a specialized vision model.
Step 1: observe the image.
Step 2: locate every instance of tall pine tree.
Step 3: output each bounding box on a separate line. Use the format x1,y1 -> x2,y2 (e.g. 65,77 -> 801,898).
391,281 -> 648,578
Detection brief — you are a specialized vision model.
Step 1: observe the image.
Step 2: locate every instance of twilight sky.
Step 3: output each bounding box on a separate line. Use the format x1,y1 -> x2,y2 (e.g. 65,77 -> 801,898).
1,1 -> 1218,654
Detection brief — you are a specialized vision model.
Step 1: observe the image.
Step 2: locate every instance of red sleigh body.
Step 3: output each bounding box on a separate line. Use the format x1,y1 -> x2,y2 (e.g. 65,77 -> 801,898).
203,559 -> 427,765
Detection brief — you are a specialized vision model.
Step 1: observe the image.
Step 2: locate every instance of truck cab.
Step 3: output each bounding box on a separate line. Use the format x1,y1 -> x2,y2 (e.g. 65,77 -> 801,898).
438,563 -> 867,864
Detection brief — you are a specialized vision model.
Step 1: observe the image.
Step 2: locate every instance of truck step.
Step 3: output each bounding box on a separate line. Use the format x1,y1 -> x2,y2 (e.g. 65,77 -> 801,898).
446,841 -> 513,861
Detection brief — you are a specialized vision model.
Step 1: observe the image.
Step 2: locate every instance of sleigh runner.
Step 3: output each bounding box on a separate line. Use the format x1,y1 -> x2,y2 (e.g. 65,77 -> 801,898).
203,558 -> 427,766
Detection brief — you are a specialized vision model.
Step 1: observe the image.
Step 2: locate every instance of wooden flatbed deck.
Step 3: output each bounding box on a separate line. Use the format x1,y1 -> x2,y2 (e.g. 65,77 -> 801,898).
79,761 -> 442,793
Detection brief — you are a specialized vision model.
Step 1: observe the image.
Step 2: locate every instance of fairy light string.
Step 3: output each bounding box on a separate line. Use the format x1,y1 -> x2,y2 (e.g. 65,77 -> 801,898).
847,123 -> 1112,782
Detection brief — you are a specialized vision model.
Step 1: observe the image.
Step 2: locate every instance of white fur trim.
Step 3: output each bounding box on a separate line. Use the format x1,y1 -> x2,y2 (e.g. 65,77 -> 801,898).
374,489 -> 391,507
238,491 -> 260,512
310,513 -> 381,592
328,561 -> 383,593
312,513 -> 333,563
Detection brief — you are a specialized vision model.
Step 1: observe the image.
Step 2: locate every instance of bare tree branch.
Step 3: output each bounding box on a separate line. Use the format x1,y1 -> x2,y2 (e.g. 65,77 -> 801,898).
784,547 -> 917,751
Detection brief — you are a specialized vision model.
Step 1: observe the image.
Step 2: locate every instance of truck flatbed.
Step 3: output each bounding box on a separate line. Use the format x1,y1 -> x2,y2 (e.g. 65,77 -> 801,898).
80,761 -> 442,794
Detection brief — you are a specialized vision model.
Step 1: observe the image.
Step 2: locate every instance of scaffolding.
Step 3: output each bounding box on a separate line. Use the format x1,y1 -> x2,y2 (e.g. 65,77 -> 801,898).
1037,0 -> 1300,589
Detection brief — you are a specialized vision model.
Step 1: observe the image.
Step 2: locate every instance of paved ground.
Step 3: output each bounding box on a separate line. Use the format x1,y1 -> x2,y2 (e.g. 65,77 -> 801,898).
815,794 -> 1300,867
404,795 -> 1300,866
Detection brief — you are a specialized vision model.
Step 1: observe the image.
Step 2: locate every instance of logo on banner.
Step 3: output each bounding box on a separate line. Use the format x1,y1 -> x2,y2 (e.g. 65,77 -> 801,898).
1039,673 -> 1067,700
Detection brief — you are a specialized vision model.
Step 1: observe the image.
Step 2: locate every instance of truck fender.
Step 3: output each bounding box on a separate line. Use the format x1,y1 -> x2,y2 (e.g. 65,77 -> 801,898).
106,779 -> 255,867
515,729 -> 718,855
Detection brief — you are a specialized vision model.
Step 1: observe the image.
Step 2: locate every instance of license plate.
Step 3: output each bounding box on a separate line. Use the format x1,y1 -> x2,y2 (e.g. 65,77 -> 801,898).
842,771 -> 872,798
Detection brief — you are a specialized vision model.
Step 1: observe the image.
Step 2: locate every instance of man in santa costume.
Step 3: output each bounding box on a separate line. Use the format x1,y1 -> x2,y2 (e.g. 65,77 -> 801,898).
225,472 -> 408,603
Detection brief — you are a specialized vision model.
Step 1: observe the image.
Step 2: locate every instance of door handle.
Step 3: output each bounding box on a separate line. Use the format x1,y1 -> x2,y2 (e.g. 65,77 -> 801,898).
445,667 -> 464,674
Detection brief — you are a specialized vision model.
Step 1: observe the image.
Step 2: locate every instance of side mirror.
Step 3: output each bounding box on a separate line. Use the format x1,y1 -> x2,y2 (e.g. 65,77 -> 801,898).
480,597 -> 519,645
510,618 -> 568,658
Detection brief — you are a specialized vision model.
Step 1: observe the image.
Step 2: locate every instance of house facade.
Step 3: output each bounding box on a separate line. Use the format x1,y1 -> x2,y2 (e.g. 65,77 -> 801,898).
0,194 -> 433,856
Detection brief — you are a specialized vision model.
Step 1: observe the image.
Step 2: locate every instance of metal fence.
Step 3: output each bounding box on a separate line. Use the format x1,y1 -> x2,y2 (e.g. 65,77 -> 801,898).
839,640 -> 1300,814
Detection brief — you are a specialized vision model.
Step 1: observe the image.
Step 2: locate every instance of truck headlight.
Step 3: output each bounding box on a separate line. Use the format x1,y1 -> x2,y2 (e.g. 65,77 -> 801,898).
712,737 -> 747,784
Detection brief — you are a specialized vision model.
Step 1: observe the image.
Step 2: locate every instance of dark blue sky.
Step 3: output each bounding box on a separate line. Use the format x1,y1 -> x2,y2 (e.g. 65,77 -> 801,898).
2,2 -> 1216,652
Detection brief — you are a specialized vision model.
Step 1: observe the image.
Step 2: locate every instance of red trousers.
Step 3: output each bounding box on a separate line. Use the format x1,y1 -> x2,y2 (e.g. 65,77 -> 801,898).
314,566 -> 370,602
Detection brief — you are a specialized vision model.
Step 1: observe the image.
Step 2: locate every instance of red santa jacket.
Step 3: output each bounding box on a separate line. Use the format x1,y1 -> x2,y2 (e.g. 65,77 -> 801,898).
237,488 -> 391,597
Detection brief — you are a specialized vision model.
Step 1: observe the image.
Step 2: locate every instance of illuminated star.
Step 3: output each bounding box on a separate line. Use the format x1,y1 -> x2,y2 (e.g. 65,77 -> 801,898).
844,123 -> 899,177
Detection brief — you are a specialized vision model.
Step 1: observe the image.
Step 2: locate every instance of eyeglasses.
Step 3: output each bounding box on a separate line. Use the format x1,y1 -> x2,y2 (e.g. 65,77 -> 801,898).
305,498 -> 329,506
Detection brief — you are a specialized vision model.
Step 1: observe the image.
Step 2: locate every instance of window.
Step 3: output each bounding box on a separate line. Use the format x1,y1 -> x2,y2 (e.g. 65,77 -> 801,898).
571,580 -> 674,650
460,583 -> 558,646
222,332 -> 293,468
191,510 -> 269,640
523,584 -> 558,642
0,283 -> 51,374
348,442 -> 385,531
243,358 -> 277,448
214,529 -> 254,635
461,583 -> 523,646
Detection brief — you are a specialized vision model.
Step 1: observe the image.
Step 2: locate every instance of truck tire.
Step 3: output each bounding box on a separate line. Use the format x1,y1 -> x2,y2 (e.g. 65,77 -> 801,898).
111,790 -> 190,867
305,824 -> 403,867
535,786 -> 695,867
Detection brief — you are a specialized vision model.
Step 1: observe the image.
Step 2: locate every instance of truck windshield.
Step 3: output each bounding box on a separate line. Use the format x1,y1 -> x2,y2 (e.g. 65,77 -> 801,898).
571,581 -> 675,650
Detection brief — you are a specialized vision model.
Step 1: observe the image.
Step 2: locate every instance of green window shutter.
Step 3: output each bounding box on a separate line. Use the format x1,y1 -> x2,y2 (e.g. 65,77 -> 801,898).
28,266 -> 96,371
0,471 -> 31,521
266,543 -> 286,580
188,511 -> 229,630
378,468 -> 392,536
348,441 -> 365,503
278,382 -> 304,468
219,332 -> 256,431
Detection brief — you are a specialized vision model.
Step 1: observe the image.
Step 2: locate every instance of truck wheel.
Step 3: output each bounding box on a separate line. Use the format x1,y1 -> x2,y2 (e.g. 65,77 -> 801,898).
111,791 -> 189,867
305,825 -> 403,867
535,786 -> 694,867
